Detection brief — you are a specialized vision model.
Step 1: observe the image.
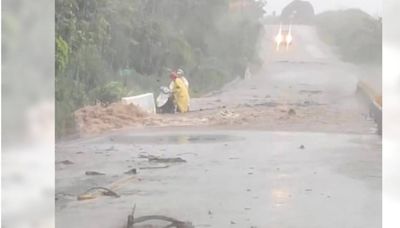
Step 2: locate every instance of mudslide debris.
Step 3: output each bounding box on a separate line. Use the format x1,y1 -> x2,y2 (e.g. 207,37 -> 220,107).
74,102 -> 149,136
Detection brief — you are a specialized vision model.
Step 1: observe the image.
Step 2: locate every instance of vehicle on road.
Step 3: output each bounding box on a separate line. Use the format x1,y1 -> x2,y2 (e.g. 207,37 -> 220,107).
156,86 -> 175,113
275,24 -> 293,51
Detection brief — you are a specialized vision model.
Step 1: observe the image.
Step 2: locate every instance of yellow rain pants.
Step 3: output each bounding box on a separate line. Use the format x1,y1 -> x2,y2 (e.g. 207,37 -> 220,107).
172,78 -> 190,113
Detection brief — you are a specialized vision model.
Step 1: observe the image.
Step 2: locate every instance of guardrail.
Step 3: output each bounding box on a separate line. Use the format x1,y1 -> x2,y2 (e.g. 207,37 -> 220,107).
357,81 -> 382,135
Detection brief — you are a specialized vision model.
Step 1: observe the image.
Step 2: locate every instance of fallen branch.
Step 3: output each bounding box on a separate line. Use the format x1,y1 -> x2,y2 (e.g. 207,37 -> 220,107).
77,187 -> 120,201
127,205 -> 194,228
131,215 -> 194,228
139,155 -> 186,163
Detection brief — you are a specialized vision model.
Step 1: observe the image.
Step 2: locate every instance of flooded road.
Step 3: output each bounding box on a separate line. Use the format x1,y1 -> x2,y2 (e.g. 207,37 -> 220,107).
185,25 -> 378,134
56,25 -> 381,227
105,133 -> 244,145
56,130 -> 381,228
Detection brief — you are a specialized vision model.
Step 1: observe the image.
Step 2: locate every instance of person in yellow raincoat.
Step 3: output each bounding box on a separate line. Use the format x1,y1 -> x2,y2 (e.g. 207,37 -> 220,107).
170,72 -> 190,113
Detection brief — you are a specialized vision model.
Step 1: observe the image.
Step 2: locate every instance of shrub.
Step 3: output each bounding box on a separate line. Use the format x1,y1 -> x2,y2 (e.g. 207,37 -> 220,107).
89,81 -> 128,105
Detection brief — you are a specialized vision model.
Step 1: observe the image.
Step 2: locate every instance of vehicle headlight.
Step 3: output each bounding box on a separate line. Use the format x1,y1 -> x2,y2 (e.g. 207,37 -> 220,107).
275,34 -> 283,43
162,87 -> 170,93
286,34 -> 293,44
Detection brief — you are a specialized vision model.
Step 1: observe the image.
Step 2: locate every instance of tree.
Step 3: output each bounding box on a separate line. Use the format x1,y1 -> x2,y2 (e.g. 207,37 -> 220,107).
55,0 -> 265,137
281,0 -> 315,24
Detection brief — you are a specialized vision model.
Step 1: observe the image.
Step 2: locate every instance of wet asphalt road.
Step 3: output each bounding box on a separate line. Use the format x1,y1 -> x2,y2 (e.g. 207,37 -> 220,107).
56,25 -> 381,227
56,130 -> 381,228
189,25 -> 377,135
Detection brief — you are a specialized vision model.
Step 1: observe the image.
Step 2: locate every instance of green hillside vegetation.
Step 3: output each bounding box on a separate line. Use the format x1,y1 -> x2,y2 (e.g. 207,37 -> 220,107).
55,0 -> 265,137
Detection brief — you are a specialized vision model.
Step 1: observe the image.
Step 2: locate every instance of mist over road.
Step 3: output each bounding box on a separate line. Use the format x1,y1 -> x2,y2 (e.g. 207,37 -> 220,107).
56,25 -> 381,228
190,25 -> 377,134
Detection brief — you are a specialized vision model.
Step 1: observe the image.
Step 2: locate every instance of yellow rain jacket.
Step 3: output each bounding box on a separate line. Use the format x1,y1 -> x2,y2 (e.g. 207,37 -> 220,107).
171,77 -> 190,113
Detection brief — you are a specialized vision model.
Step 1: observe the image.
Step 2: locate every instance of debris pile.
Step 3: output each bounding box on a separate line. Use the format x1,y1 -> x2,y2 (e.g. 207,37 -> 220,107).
74,102 -> 149,136
218,109 -> 239,119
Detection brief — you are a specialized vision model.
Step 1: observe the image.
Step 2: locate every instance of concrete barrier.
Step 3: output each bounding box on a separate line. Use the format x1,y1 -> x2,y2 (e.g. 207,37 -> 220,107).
357,81 -> 382,135
121,93 -> 156,114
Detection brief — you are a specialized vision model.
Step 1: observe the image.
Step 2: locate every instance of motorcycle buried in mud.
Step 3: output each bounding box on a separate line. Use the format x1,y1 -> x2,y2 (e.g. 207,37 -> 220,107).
156,86 -> 176,114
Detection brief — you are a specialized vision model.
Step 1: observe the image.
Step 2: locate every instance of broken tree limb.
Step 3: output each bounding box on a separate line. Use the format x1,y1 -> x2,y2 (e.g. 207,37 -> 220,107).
127,204 -> 136,228
127,205 -> 193,228
77,187 -> 120,201
132,215 -> 194,228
